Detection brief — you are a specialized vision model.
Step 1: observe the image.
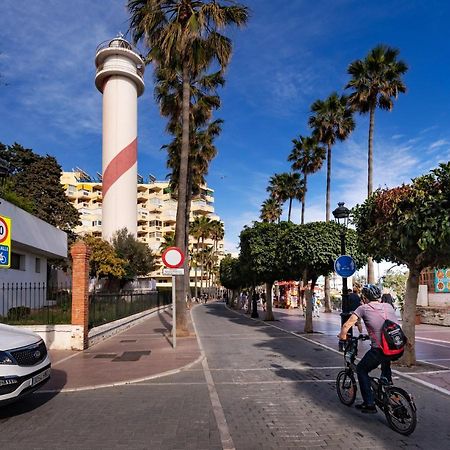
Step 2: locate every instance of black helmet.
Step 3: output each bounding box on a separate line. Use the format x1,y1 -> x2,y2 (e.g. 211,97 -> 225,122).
361,284 -> 381,301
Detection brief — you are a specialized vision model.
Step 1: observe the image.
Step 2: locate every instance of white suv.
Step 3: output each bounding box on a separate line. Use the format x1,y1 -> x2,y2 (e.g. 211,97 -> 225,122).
0,324 -> 51,406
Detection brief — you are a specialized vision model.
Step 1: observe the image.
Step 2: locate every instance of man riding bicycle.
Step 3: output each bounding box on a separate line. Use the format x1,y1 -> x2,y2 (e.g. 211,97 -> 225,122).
338,284 -> 399,414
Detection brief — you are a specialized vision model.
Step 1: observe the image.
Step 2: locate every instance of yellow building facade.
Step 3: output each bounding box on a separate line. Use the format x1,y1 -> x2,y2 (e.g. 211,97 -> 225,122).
61,169 -> 224,289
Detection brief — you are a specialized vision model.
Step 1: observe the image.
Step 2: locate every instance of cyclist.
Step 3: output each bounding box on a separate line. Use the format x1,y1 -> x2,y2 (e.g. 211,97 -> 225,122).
338,284 -> 398,414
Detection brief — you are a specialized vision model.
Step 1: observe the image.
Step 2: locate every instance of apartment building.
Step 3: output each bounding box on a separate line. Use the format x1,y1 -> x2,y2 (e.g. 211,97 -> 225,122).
61,169 -> 224,289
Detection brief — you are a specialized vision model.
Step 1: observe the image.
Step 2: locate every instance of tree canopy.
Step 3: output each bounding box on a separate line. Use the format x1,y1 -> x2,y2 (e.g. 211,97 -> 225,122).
352,162 -> 450,365
0,142 -> 80,240
112,228 -> 156,282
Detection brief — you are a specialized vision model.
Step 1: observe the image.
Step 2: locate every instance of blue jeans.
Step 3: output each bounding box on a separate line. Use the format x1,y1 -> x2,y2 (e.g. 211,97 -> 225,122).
356,348 -> 392,405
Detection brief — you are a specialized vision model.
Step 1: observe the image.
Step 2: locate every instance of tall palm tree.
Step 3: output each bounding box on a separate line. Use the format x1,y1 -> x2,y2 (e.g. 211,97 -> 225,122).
308,92 -> 355,312
209,220 -> 224,296
346,45 -> 407,284
346,45 -> 408,198
156,65 -> 223,316
190,216 -> 213,296
308,93 -> 355,221
260,198 -> 282,223
267,172 -> 304,222
128,0 -> 248,333
288,135 -> 326,224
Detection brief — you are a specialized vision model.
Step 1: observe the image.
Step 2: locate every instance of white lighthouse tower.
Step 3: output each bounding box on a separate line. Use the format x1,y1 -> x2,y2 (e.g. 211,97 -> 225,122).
94,35 -> 145,241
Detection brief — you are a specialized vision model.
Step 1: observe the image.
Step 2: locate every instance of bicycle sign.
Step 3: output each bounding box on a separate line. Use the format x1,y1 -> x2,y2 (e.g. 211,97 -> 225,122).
0,215 -> 11,268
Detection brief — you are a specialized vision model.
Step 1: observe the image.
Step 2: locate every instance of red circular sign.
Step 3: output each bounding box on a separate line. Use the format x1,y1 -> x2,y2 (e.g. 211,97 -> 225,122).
161,247 -> 185,268
0,217 -> 9,243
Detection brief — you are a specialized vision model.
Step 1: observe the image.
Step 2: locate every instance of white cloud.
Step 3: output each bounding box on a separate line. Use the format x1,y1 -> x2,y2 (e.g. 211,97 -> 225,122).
429,139 -> 450,150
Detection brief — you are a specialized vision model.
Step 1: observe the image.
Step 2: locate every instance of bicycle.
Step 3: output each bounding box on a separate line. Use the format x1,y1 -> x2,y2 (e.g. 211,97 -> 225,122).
336,334 -> 417,435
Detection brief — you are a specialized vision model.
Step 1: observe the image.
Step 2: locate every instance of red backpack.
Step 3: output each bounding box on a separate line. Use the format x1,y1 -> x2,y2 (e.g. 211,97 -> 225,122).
368,304 -> 407,359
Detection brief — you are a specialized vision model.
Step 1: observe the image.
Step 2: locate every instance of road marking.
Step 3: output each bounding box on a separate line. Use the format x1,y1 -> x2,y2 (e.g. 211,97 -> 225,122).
416,337 -> 450,346
404,369 -> 450,375
225,304 -> 450,397
192,309 -> 235,450
131,380 -> 336,386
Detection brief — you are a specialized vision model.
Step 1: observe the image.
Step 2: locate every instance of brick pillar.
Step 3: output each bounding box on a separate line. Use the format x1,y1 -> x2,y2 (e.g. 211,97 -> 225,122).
71,241 -> 91,350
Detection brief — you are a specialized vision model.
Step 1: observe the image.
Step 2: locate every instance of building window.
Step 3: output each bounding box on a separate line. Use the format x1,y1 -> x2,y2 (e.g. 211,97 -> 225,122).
35,258 -> 41,273
11,253 -> 25,271
150,220 -> 162,227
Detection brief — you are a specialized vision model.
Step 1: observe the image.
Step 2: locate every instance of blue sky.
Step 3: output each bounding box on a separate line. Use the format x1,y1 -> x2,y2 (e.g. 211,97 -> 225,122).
1,0 -> 450,257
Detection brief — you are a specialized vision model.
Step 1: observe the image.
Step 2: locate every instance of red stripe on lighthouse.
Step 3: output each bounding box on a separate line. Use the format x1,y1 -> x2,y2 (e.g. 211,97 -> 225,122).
102,138 -> 137,198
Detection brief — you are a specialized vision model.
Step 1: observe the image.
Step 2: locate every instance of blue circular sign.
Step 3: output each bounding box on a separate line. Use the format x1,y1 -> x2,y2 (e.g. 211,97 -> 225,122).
334,255 -> 356,278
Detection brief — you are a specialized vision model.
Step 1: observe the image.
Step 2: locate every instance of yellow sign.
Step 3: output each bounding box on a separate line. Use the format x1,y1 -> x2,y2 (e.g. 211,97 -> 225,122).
0,215 -> 11,268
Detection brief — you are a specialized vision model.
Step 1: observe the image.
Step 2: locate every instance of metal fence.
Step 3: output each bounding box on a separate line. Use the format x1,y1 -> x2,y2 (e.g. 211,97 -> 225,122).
89,290 -> 171,329
1,282 -> 172,327
0,282 -> 72,325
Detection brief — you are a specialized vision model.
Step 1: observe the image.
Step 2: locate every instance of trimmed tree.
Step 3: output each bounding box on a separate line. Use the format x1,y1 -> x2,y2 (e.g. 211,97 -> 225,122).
283,221 -> 366,333
352,162 -> 450,365
239,222 -> 295,320
219,255 -> 244,308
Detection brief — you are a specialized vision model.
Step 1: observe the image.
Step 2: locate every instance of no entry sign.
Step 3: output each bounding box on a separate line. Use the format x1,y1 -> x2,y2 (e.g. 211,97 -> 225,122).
0,215 -> 11,268
161,247 -> 185,268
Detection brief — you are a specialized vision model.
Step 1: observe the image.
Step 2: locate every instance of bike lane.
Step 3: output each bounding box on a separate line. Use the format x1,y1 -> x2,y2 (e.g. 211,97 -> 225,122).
195,302 -> 450,449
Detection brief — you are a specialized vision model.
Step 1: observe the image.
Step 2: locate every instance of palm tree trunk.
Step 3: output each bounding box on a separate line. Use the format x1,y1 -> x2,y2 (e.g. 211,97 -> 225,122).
195,237 -> 200,300
325,144 -> 332,222
184,172 -> 193,306
288,197 -> 293,222
399,267 -> 419,366
200,237 -> 204,297
367,106 -> 376,284
173,65 -> 190,336
323,144 -> 332,312
301,173 -> 307,225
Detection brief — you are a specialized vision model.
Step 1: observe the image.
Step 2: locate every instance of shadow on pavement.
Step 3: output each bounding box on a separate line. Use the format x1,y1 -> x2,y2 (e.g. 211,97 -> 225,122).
0,369 -> 66,419
201,303 -> 450,448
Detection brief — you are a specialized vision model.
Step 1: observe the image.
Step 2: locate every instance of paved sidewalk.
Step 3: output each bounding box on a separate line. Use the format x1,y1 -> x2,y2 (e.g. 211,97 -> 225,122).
43,307 -> 202,392
232,304 -> 450,396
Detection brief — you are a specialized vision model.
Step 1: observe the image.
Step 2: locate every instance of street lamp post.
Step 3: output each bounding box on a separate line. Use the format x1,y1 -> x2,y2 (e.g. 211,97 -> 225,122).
332,202 -> 351,351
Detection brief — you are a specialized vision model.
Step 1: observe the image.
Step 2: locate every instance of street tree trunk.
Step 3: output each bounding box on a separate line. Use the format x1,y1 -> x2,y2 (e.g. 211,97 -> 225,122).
265,281 -> 275,321
173,65 -> 190,336
304,285 -> 313,333
399,266 -> 420,366
288,197 -> 293,222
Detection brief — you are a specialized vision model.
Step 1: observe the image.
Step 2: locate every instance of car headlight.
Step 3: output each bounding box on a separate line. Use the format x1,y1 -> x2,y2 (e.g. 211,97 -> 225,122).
0,351 -> 15,365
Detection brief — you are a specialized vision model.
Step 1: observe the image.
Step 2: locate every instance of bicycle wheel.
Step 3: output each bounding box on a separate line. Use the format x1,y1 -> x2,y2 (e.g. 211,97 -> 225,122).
384,387 -> 417,435
336,370 -> 357,406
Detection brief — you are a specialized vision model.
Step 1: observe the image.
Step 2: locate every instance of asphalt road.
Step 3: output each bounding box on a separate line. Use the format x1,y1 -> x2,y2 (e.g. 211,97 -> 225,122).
1,302 -> 449,449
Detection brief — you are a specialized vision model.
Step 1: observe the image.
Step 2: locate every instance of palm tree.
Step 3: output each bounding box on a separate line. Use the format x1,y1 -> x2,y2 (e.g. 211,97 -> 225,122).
346,45 -> 408,198
267,172 -> 304,222
260,198 -> 282,223
190,216 -> 213,296
155,64 -> 224,316
209,220 -> 224,296
309,92 -> 355,312
128,0 -> 248,333
346,45 -> 407,284
308,93 -> 355,221
288,135 -> 326,224
159,231 -> 176,252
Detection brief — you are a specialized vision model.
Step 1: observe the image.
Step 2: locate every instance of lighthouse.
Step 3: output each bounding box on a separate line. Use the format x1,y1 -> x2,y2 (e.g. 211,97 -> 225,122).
94,35 -> 145,241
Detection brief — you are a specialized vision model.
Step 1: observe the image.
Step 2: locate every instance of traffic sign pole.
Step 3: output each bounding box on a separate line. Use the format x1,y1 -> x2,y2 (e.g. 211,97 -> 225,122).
161,247 -> 185,350
172,275 -> 176,349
